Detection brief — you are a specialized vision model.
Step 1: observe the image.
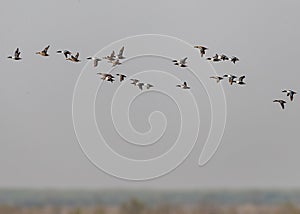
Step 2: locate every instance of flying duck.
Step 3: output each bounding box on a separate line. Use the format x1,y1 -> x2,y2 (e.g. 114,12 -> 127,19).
176,81 -> 190,89
230,56 -> 239,64
273,100 -> 286,110
194,45 -> 208,57
97,73 -> 115,82
144,83 -> 154,89
103,51 -> 116,62
206,54 -> 221,62
112,59 -> 121,67
36,45 -> 50,56
57,50 -> 72,58
116,73 -> 126,82
282,90 -> 297,101
210,76 -> 224,83
117,46 -> 125,59
234,76 -> 246,85
67,52 -> 81,62
86,56 -> 101,67
130,79 -> 139,86
220,54 -> 229,61
172,57 -> 188,67
137,82 -> 144,90
223,74 -> 237,85
8,48 -> 22,60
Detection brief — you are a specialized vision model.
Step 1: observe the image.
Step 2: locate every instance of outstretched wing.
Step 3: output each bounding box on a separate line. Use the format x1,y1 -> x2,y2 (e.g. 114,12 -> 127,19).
239,76 -> 246,82
15,48 -> 20,58
118,46 -> 124,57
43,45 -> 50,53
180,57 -> 187,64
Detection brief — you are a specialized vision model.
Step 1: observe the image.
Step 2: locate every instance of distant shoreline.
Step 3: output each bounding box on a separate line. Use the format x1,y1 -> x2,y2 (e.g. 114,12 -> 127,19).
1,189 -> 300,207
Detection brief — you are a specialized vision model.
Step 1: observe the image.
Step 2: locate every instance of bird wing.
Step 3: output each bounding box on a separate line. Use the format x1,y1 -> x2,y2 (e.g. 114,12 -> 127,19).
94,59 -> 99,67
110,51 -> 115,58
138,83 -> 143,90
64,51 -> 71,58
43,45 -> 50,53
118,46 -> 124,57
15,48 -> 20,58
180,57 -> 187,64
239,76 -> 246,82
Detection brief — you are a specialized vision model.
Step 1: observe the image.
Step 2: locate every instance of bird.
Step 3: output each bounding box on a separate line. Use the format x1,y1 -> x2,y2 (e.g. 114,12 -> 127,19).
130,79 -> 139,86
223,74 -> 237,85
112,59 -> 121,67
86,56 -> 101,67
176,81 -> 190,89
234,76 -> 246,85
210,76 -> 224,83
103,51 -> 116,62
67,52 -> 81,62
57,50 -> 72,58
172,57 -> 188,67
117,46 -> 125,59
137,82 -> 144,90
230,56 -> 239,64
282,90 -> 297,101
194,45 -> 208,57
206,54 -> 221,62
220,54 -> 229,61
7,48 -> 22,60
97,73 -> 115,82
36,45 -> 50,56
116,73 -> 126,82
273,99 -> 286,110
144,83 -> 154,89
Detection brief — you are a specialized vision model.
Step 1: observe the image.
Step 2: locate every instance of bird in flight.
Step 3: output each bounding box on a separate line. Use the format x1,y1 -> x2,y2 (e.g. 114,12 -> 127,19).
117,46 -> 125,59
234,76 -> 246,85
67,52 -> 81,62
103,51 -> 116,62
210,76 -> 224,83
97,73 -> 115,82
273,99 -> 286,110
223,74 -> 237,85
130,79 -> 139,86
112,59 -> 122,67
137,82 -> 144,90
282,89 -> 297,101
8,48 -> 22,60
116,73 -> 127,82
206,54 -> 222,62
173,57 -> 188,67
176,81 -> 190,89
57,50 -> 72,59
144,83 -> 154,89
230,56 -> 239,64
194,45 -> 208,57
86,56 -> 101,67
36,45 -> 50,57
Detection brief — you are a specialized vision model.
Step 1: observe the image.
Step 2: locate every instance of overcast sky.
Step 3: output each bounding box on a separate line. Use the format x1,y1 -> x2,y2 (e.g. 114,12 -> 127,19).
0,0 -> 300,190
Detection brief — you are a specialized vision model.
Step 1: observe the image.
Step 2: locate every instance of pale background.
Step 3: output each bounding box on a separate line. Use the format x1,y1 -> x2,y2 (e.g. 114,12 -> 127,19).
0,0 -> 299,189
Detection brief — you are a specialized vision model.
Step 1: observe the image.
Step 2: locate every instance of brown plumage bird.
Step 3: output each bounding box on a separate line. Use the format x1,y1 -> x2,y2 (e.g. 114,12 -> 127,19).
36,45 -> 50,56
194,45 -> 208,57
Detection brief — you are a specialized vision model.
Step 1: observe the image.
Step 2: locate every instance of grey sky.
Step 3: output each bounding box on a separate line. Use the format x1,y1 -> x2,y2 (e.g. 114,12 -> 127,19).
0,0 -> 300,189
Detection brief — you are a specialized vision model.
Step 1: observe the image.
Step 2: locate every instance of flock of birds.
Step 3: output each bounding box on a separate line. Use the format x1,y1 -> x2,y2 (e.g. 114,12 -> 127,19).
6,44 -> 296,109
